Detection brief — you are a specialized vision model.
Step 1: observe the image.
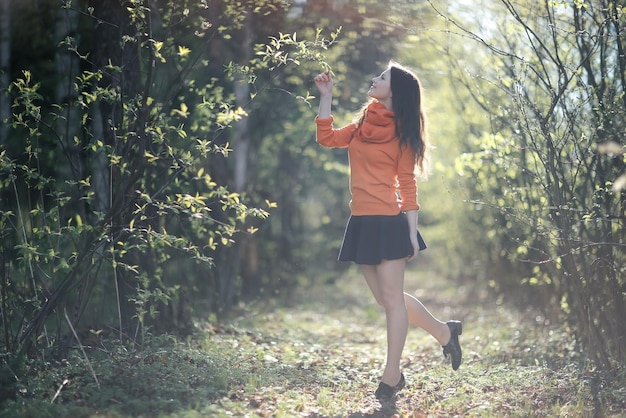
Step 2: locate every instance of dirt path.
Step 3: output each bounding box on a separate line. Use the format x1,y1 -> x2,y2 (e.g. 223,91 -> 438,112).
223,259 -> 604,417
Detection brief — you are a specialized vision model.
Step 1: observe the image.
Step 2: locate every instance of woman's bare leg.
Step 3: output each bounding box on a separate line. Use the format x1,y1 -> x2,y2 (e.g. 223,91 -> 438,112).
404,292 -> 451,345
360,264 -> 383,306
361,263 -> 454,383
361,260 -> 407,386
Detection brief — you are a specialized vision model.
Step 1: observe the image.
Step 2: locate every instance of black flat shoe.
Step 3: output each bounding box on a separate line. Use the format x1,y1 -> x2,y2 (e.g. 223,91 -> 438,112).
374,373 -> 405,402
442,320 -> 463,370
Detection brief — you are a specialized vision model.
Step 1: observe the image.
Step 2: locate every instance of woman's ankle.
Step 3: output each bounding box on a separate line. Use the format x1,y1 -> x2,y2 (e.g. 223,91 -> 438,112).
436,321 -> 451,345
381,369 -> 402,386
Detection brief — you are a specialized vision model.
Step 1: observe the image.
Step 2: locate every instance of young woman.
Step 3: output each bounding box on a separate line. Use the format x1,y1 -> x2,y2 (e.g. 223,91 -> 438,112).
313,62 -> 463,402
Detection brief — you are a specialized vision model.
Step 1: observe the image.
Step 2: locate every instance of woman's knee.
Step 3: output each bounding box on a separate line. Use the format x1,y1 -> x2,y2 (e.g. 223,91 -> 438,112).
377,285 -> 405,309
377,291 -> 405,311
376,263 -> 406,307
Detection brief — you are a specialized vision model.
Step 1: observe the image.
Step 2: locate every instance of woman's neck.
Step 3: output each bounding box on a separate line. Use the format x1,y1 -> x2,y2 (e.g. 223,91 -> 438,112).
377,98 -> 393,111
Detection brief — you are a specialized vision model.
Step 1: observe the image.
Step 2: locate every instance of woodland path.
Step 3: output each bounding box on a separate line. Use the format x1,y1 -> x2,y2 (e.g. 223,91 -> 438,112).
211,257 -> 601,417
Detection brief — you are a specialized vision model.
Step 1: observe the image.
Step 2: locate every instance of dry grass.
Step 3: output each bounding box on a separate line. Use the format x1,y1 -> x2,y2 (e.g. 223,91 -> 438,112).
1,260 -> 624,417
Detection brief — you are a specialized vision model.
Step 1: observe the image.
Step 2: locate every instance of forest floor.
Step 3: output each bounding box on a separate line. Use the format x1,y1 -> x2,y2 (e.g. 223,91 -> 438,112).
2,261 -> 625,417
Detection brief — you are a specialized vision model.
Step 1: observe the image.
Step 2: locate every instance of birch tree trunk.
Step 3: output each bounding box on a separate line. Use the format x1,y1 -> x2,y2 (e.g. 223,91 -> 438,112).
217,9 -> 257,310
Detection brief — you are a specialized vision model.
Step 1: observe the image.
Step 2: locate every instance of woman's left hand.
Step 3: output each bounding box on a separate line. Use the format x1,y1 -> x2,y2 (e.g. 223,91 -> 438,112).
407,235 -> 420,261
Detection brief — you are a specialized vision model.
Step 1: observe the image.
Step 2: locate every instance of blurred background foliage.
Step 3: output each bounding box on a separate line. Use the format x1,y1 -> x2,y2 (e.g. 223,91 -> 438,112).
0,0 -> 623,388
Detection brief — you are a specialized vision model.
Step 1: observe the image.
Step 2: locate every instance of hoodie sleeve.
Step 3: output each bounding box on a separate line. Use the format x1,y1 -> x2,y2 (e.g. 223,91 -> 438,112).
315,116 -> 357,148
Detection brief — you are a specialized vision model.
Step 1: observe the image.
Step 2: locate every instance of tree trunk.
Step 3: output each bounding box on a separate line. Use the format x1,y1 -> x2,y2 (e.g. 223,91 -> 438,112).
228,8 -> 263,303
0,0 -> 10,143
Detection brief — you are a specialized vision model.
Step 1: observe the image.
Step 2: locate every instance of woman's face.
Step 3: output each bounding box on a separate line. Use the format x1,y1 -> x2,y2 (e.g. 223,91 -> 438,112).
368,69 -> 392,105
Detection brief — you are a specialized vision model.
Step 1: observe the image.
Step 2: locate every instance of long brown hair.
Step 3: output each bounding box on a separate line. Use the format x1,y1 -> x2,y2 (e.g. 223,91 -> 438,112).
353,62 -> 431,176
389,62 -> 429,175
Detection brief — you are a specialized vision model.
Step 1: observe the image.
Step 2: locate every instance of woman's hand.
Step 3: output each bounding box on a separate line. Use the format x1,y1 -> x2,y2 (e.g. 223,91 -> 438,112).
315,71 -> 333,119
405,210 -> 420,262
407,234 -> 420,261
314,71 -> 334,97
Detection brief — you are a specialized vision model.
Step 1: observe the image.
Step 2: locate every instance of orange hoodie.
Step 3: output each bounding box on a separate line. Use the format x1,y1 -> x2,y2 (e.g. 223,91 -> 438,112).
315,102 -> 419,216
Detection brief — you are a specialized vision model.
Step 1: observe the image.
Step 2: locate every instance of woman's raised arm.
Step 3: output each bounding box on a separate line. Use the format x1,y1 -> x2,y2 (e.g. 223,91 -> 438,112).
314,71 -> 333,119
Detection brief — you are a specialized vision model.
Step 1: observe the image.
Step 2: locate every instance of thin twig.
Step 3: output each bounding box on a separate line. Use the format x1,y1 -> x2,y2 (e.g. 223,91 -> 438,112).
64,309 -> 100,390
50,378 -> 69,404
